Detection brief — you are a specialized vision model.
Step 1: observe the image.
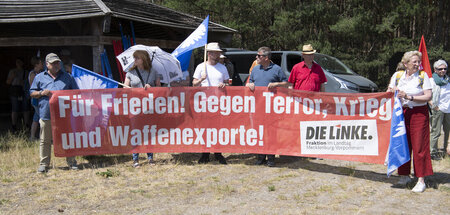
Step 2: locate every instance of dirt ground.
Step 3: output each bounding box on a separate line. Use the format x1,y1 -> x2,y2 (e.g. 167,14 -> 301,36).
0,147 -> 449,214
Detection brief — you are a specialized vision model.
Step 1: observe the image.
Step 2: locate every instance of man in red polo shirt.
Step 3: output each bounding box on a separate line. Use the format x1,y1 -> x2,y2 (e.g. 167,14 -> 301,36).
288,44 -> 327,92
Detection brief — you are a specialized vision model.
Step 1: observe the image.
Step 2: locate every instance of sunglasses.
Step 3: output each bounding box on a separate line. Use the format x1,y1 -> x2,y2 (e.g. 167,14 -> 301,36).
436,68 -> 448,71
256,54 -> 267,58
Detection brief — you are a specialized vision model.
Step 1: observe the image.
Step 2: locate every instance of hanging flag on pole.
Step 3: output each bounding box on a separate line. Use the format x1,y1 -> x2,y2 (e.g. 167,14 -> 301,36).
418,35 -> 432,78
72,64 -> 120,89
171,15 -> 209,70
385,92 -> 410,177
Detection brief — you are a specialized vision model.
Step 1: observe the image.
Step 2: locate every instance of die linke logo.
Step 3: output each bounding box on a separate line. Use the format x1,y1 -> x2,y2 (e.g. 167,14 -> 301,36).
300,120 -> 379,155
305,123 -> 373,140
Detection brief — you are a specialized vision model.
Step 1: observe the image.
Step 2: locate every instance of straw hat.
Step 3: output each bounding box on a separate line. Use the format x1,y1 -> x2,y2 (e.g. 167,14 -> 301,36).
206,42 -> 222,52
45,53 -> 61,63
302,44 -> 316,54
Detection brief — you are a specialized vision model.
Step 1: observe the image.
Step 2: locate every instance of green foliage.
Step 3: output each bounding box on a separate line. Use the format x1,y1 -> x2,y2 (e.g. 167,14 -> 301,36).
96,169 -> 120,178
160,0 -> 450,89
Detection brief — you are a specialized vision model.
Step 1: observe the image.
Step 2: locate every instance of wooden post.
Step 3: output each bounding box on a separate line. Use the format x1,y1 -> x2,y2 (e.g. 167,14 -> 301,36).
91,17 -> 103,74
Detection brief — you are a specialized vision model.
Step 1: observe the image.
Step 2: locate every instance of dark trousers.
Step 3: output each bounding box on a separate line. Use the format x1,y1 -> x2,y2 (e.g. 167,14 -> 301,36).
257,154 -> 275,162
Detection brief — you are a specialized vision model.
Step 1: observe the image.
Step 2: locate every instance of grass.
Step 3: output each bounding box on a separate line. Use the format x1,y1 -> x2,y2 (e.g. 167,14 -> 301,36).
96,169 -> 120,178
0,134 -> 449,214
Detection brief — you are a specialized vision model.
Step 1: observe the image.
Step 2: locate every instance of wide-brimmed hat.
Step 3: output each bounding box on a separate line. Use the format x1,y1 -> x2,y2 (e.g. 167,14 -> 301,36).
220,54 -> 226,59
302,44 -> 316,54
206,42 -> 222,52
45,53 -> 61,63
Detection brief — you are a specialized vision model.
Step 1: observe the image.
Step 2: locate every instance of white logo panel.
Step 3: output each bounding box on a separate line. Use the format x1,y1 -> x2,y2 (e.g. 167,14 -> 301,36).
300,120 -> 378,155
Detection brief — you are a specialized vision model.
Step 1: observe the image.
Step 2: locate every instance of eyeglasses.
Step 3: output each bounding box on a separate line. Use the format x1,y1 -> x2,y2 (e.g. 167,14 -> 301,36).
436,68 -> 447,71
256,54 -> 267,58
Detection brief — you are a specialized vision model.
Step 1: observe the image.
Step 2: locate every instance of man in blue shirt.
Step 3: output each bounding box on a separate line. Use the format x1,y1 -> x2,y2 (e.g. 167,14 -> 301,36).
30,53 -> 79,173
246,47 -> 290,167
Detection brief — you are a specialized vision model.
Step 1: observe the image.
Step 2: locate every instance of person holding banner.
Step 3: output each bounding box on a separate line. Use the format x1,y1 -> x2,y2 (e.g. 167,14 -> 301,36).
429,59 -> 449,160
247,47 -> 289,167
288,44 -> 327,92
387,51 -> 433,193
30,53 -> 79,173
124,50 -> 161,168
193,42 -> 229,164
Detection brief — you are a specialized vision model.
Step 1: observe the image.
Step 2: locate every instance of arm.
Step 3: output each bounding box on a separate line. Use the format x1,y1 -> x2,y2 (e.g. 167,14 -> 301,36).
6,70 -> 15,85
192,77 -> 205,86
397,89 -> 432,103
192,66 -> 205,86
218,81 -> 228,88
155,76 -> 161,87
29,75 -> 50,98
320,83 -> 326,92
30,89 -> 51,99
268,82 -> 291,89
123,77 -> 131,87
29,72 -> 36,86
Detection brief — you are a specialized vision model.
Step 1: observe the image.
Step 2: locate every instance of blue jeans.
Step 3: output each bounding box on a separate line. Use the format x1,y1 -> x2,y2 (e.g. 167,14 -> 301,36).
132,153 -> 153,162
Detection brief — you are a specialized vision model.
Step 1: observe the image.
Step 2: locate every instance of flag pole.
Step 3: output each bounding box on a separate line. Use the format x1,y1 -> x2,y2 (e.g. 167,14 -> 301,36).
119,82 -> 131,88
203,44 -> 207,79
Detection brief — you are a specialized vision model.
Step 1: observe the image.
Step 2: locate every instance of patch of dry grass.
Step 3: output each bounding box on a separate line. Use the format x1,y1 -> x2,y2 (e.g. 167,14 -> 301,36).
0,135 -> 450,214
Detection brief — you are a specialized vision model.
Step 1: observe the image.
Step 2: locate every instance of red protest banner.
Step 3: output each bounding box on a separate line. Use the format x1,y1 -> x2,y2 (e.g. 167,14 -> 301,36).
50,87 -> 393,164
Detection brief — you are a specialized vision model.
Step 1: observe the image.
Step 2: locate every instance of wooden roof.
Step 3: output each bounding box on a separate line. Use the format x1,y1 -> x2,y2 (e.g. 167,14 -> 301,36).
0,0 -> 236,33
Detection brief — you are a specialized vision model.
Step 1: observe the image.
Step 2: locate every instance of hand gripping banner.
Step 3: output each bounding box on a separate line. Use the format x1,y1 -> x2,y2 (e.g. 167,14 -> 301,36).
50,87 -> 393,164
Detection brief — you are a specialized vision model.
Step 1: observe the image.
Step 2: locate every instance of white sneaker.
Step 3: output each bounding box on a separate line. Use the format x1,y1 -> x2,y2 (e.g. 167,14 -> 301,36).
396,176 -> 411,186
412,181 -> 426,193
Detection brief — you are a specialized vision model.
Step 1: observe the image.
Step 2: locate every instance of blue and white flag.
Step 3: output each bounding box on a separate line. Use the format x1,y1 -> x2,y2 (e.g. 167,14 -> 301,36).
171,15 -> 209,70
385,93 -> 410,177
72,64 -> 119,89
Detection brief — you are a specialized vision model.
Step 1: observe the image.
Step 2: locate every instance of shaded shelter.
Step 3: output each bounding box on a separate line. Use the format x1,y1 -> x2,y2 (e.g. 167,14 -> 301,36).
0,0 -> 236,114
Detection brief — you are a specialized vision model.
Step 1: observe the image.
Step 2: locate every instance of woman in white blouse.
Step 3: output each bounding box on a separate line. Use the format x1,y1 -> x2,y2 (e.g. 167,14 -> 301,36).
387,51 -> 433,193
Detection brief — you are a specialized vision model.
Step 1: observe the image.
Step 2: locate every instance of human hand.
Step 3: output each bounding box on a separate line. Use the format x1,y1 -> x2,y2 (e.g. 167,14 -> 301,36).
201,71 -> 207,80
268,82 -> 278,89
397,90 -> 408,100
386,87 -> 396,93
218,82 -> 226,88
144,84 -> 151,90
246,83 -> 255,91
41,89 -> 52,97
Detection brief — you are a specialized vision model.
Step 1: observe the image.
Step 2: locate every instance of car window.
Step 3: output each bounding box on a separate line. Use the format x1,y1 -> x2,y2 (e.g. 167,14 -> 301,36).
286,54 -> 303,72
271,53 -> 282,66
314,54 -> 355,75
226,54 -> 255,74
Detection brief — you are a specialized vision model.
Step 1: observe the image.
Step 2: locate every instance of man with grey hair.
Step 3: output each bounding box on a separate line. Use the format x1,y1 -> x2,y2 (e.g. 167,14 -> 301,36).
429,59 -> 449,160
30,53 -> 79,173
247,46 -> 290,167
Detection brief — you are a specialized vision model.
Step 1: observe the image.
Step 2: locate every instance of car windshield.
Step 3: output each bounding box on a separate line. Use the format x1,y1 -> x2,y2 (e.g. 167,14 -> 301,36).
314,54 -> 355,75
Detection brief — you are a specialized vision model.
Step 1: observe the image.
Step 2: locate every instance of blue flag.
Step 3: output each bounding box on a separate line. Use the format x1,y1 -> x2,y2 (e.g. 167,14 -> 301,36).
172,15 -> 209,71
72,64 -> 119,89
385,93 -> 410,177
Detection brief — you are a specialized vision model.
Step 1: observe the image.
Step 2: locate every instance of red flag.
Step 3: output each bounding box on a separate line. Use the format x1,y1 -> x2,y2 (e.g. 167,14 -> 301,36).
418,35 -> 432,77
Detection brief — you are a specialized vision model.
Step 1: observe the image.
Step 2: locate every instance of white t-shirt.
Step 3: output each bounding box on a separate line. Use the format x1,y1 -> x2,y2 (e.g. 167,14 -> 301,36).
193,62 -> 229,87
388,71 -> 431,108
430,78 -> 450,113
